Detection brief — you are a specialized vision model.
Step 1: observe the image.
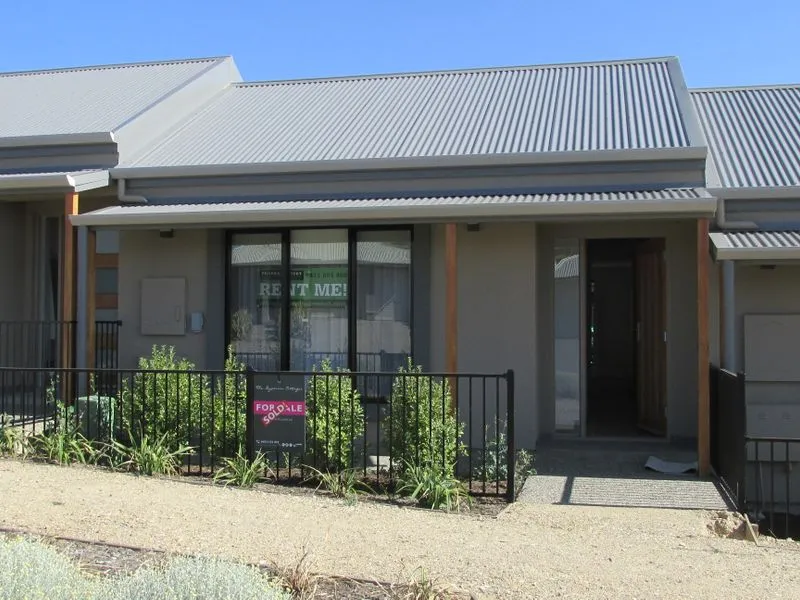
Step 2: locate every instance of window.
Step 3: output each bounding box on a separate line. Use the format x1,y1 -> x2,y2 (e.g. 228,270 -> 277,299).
554,239 -> 581,434
227,228 -> 413,394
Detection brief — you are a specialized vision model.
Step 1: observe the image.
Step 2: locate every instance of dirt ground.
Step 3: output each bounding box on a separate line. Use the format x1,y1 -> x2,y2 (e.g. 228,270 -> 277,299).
1,459 -> 799,599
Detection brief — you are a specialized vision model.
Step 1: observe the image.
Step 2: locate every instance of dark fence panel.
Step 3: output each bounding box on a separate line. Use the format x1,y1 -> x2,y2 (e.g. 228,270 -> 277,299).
0,366 -> 515,501
746,437 -> 800,540
709,365 -> 747,508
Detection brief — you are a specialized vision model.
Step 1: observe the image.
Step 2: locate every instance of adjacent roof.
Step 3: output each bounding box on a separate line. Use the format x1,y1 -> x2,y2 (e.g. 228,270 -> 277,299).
123,57 -> 701,172
691,85 -> 800,190
710,230 -> 800,260
0,169 -> 109,193
555,254 -> 579,279
0,57 -> 230,141
71,188 -> 715,227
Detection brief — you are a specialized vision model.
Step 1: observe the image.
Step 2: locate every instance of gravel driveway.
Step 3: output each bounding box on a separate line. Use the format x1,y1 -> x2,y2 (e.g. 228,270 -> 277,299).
1,459 -> 798,599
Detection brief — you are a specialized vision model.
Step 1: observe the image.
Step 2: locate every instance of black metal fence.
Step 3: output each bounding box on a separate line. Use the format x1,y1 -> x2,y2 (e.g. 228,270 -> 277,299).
709,365 -> 747,507
0,366 -> 515,500
746,437 -> 800,540
0,321 -> 121,370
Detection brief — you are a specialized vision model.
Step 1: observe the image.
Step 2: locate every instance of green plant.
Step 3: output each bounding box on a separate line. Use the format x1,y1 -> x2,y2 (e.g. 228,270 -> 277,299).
396,460 -> 473,512
109,432 -> 194,476
213,447 -> 273,488
387,361 -> 465,477
0,414 -> 31,457
513,449 -> 536,498
32,403 -> 101,465
471,421 -> 536,487
122,345 -> 246,459
306,359 -> 364,472
230,308 -> 253,342
304,466 -> 374,501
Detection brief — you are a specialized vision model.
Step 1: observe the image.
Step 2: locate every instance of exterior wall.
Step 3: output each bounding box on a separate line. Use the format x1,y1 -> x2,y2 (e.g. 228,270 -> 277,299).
118,229 -> 209,368
735,264 -> 800,437
537,219 -> 700,442
429,222 -> 538,449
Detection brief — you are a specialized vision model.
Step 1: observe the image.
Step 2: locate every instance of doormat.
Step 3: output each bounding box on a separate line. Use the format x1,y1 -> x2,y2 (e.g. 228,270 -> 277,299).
644,456 -> 698,475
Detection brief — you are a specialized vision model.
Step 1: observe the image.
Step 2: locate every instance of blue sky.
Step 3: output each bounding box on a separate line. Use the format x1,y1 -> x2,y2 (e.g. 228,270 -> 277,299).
0,0 -> 797,87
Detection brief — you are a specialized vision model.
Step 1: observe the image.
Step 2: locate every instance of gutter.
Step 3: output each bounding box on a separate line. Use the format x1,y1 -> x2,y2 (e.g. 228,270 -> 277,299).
0,131 -> 115,148
110,146 -> 708,179
117,179 -> 147,204
70,194 -> 717,227
0,172 -> 75,191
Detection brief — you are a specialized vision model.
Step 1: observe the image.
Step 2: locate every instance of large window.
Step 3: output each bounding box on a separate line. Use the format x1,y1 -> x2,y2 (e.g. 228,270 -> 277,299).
554,239 -> 581,434
228,228 -> 412,385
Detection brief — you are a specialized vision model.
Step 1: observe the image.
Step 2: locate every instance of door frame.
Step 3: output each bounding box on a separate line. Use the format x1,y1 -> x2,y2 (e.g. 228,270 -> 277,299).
577,236 -> 669,439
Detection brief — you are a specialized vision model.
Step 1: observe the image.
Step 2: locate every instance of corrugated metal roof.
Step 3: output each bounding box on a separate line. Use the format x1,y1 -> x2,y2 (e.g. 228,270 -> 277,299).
129,57 -> 694,169
0,57 -> 228,138
71,188 -> 714,227
232,242 -> 410,266
710,230 -> 800,260
691,85 -> 800,189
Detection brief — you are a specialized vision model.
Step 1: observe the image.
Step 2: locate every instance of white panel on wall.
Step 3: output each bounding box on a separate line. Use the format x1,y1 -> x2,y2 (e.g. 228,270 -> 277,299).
141,277 -> 186,335
744,314 -> 800,382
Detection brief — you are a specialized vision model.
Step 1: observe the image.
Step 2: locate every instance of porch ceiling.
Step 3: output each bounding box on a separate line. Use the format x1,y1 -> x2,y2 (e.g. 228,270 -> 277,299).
710,230 -> 800,261
70,188 -> 715,228
0,169 -> 109,195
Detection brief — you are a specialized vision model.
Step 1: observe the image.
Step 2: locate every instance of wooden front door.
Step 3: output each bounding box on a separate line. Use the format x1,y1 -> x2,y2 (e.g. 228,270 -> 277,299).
635,239 -> 667,435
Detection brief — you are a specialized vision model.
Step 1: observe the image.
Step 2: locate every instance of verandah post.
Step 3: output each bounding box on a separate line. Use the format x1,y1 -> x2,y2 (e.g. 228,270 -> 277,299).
697,218 -> 711,476
445,223 -> 458,414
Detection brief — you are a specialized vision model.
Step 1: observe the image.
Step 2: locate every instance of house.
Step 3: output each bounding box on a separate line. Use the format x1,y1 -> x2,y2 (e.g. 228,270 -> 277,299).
2,53 -> 798,478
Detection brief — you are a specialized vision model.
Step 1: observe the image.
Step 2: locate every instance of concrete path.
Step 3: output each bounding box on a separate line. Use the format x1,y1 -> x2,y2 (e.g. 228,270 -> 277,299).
518,441 -> 734,510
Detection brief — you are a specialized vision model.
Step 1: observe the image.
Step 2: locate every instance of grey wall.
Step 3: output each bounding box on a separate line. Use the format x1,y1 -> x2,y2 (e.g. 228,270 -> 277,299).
118,229 -> 209,368
735,264 -> 800,438
537,219 -> 700,441
429,222 -> 538,449
0,203 -> 26,322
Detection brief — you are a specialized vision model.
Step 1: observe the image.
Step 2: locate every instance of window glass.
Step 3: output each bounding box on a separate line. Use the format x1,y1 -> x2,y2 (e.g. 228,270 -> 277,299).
554,239 -> 581,434
229,233 -> 283,371
95,268 -> 118,295
289,229 -> 349,371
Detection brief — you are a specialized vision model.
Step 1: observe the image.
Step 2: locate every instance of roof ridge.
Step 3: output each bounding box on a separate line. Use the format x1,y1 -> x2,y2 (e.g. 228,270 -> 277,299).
0,56 -> 230,78
234,56 -> 677,88
691,83 -> 800,93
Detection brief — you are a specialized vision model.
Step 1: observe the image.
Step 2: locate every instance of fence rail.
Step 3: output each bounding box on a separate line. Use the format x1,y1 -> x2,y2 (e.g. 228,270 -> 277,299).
0,321 -> 121,369
0,366 -> 515,500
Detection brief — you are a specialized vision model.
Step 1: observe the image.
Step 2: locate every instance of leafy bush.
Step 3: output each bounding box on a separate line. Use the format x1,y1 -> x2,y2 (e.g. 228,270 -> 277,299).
99,555 -> 291,600
109,432 -> 194,476
387,362 -> 465,477
396,460 -> 473,512
0,537 -> 291,600
306,360 -> 364,472
122,346 -> 246,459
0,537 -> 93,600
213,447 -> 273,488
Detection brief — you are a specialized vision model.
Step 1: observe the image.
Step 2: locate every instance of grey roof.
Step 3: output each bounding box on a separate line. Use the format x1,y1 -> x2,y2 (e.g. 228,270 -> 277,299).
126,57 -> 699,171
232,242 -> 410,266
0,57 -> 231,140
71,188 -> 715,227
0,169 -> 108,193
710,230 -> 800,260
691,85 -> 800,190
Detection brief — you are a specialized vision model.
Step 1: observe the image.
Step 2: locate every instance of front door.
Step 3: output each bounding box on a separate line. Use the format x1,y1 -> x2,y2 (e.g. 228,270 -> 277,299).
634,239 -> 667,436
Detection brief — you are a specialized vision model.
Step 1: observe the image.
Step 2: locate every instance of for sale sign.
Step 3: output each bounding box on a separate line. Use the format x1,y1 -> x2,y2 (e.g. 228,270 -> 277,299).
249,374 -> 306,454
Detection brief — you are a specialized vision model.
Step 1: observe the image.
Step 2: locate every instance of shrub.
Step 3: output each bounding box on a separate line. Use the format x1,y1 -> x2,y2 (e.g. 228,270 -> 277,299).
387,361 -> 465,477
99,555 -> 291,600
31,402 -> 101,466
304,466 -> 373,502
0,414 -> 30,457
213,447 -> 273,488
396,460 -> 473,512
122,346 -> 246,459
109,432 -> 194,476
306,359 -> 364,472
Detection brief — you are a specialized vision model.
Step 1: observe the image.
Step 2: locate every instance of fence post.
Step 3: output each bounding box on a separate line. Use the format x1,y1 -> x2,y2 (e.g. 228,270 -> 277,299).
245,368 -> 254,462
506,369 -> 515,503
738,371 -> 747,511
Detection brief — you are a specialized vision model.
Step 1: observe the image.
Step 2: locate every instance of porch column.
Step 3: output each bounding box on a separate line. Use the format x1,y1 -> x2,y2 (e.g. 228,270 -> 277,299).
75,226 -> 96,370
697,219 -> 711,476
60,192 -> 79,369
445,223 -> 458,412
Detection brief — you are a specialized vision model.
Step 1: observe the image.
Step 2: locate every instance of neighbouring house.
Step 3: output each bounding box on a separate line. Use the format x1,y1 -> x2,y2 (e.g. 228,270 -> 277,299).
0,54 -> 798,477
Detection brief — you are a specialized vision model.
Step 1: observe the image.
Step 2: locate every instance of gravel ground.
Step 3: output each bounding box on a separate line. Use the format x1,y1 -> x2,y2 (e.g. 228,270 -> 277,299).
1,459 -> 799,599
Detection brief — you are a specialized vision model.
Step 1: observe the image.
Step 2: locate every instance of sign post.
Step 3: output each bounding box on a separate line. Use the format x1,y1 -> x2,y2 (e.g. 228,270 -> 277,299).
247,371 -> 306,460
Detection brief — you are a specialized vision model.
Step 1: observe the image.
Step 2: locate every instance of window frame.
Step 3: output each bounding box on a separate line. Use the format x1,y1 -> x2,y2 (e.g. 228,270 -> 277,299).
224,225 -> 414,377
